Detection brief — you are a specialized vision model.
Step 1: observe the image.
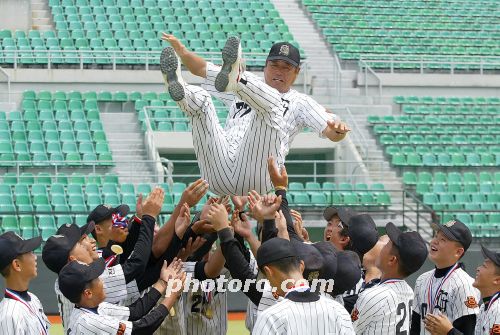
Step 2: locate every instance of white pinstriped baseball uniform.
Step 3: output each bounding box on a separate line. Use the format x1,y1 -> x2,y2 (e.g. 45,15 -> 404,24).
252,288 -> 355,335
154,293 -> 186,335
475,292 -> 500,335
352,279 -> 414,334
66,302 -> 131,335
55,264 -> 134,332
245,252 -> 259,331
0,290 -> 50,335
177,62 -> 335,196
413,264 -> 480,335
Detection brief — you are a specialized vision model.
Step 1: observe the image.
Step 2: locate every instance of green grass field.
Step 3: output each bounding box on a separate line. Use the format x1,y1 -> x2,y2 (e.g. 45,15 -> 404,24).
49,320 -> 249,334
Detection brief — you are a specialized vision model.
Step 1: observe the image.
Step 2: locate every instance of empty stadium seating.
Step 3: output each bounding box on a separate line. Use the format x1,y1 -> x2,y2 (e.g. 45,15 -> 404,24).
303,0 -> 500,68
0,90 -> 113,167
370,96 -> 500,236
0,0 -> 301,67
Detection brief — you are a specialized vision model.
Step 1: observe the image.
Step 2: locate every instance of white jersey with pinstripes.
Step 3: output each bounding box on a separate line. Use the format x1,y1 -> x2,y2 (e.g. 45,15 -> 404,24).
252,294 -> 355,335
55,264 -> 131,332
183,262 -> 228,335
176,62 -> 334,196
67,302 -> 131,335
352,279 -> 414,334
413,266 -> 480,335
475,293 -> 500,335
0,292 -> 50,335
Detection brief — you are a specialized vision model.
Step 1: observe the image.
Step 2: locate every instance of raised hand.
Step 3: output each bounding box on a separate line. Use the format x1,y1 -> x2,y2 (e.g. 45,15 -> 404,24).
142,187 -> 165,218
231,196 -> 248,211
206,203 -> 229,231
267,157 -> 288,189
176,236 -> 206,261
231,210 -> 253,239
180,179 -> 209,207
160,258 -> 183,283
135,193 -> 144,218
248,190 -> 282,222
192,219 -> 215,235
174,203 -> 191,239
326,119 -> 351,134
161,33 -> 185,53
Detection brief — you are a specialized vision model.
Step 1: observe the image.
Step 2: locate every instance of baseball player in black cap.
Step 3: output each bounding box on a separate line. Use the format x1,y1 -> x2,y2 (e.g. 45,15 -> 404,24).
411,219 -> 480,335
424,245 -> 500,335
252,238 -> 355,334
159,32 -> 349,196
87,203 -> 130,264
0,232 -> 50,335
59,257 -> 185,335
352,222 -> 428,334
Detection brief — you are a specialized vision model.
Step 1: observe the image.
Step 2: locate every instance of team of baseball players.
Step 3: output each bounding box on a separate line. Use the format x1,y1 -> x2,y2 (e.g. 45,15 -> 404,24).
0,36 -> 498,335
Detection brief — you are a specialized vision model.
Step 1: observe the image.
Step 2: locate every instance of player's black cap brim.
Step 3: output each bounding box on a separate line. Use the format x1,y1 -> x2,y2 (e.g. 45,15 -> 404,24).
386,222 -> 402,247
18,236 -> 43,254
266,55 -> 299,67
481,244 -> 500,267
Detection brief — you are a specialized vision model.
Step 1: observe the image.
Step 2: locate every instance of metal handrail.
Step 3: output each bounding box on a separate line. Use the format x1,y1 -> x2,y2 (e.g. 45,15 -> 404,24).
359,59 -> 383,96
141,106 -> 165,184
0,66 -> 11,104
332,53 -> 343,102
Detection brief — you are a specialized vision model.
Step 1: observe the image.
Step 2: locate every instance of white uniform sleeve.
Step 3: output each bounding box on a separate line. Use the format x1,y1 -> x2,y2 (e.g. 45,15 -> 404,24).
202,62 -> 236,107
252,307 -> 286,335
98,302 -> 131,320
448,278 -> 480,321
101,264 -> 129,304
413,275 -> 423,314
295,94 -> 336,137
352,289 -> 382,334
74,313 -> 133,335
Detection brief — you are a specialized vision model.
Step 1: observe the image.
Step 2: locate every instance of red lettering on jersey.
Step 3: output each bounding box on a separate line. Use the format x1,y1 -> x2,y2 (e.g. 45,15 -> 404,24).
490,324 -> 500,334
351,308 -> 359,322
116,322 -> 126,335
464,296 -> 478,308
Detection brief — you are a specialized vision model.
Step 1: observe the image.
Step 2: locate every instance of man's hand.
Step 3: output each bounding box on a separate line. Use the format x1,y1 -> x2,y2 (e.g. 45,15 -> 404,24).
275,210 -> 289,240
192,219 -> 215,235
180,179 -> 209,207
142,187 -> 165,218
160,258 -> 183,283
231,210 -> 253,239
327,119 -> 351,134
248,190 -> 282,222
291,209 -> 309,242
267,157 -> 288,189
424,313 -> 454,335
174,203 -> 191,239
206,203 -> 229,231
176,237 -> 206,262
135,193 -> 144,218
161,33 -> 186,54
231,196 -> 248,211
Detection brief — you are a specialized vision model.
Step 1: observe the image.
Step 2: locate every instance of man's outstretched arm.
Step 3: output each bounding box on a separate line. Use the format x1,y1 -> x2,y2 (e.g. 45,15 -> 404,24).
162,33 -> 207,78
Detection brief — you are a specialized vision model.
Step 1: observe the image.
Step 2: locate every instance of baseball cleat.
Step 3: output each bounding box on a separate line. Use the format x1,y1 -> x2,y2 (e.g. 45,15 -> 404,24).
160,47 -> 185,102
215,36 -> 243,92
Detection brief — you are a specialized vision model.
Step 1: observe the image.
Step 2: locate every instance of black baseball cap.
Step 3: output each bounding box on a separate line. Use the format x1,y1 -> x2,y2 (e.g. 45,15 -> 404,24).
58,258 -> 105,304
348,214 -> 379,256
386,222 -> 428,275
331,250 -> 362,296
323,207 -> 358,225
257,238 -> 297,269
42,222 -> 95,274
87,204 -> 130,224
481,245 -> 500,267
266,42 -> 300,67
0,232 -> 42,270
431,219 -> 472,252
312,241 -> 338,281
290,239 -> 324,281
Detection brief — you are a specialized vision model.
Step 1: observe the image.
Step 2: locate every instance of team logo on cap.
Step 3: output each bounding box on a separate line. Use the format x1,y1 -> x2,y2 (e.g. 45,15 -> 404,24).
444,220 -> 456,227
104,204 -> 112,209
279,45 -> 290,56
307,271 -> 319,281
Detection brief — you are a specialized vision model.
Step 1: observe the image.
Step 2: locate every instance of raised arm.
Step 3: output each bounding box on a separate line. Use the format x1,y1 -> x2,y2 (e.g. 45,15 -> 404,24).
161,33 -> 207,78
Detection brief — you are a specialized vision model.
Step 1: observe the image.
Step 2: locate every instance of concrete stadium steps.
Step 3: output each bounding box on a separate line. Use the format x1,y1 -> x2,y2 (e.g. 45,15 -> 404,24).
31,0 -> 53,31
100,112 -> 157,184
